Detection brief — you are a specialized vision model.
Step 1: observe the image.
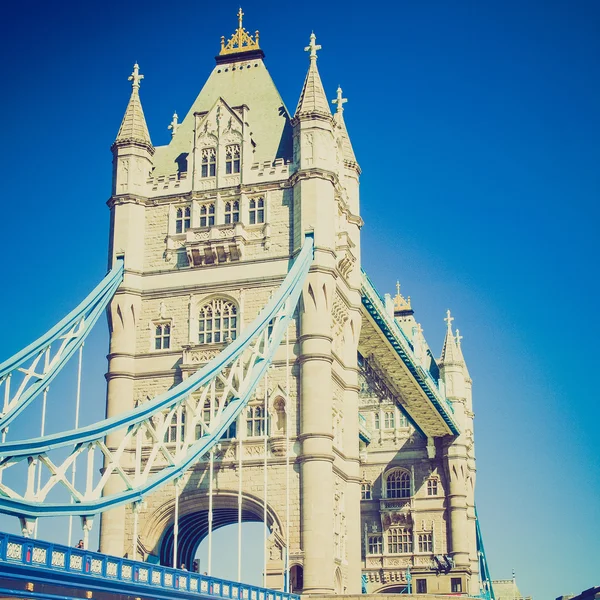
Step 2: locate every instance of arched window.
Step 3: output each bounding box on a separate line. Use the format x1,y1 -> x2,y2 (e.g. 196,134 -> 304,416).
374,412 -> 380,429
175,206 -> 191,233
386,469 -> 411,499
249,198 -> 265,224
225,144 -> 241,174
384,410 -> 395,429
201,147 -> 216,178
198,298 -> 237,344
224,201 -> 240,224
154,323 -> 171,350
200,203 -> 215,227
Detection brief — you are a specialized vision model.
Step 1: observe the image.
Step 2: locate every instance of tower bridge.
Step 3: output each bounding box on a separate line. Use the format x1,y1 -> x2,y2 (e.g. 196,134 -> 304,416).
0,11 -> 494,600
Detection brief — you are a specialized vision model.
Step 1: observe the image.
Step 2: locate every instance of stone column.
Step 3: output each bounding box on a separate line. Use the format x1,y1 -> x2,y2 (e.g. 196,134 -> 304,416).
299,271 -> 335,594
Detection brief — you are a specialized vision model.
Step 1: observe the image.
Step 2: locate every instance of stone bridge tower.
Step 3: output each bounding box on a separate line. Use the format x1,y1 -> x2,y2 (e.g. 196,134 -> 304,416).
101,13 -> 363,594
101,12 -> 479,597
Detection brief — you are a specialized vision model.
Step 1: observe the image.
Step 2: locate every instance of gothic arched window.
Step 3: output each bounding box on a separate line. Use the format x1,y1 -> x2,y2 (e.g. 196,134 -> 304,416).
200,203 -> 215,227
201,147 -> 216,178
175,206 -> 191,233
198,298 -> 237,344
225,144 -> 241,174
224,200 -> 240,224
249,198 -> 265,224
386,469 -> 411,499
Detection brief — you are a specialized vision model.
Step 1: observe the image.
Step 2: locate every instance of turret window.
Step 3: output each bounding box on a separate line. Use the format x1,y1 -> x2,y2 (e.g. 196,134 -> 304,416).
175,207 -> 191,234
418,533 -> 433,553
154,323 -> 171,350
224,201 -> 240,224
201,147 -> 216,178
225,144 -> 241,174
387,527 -> 412,554
386,469 -> 411,499
367,535 -> 382,555
246,405 -> 268,437
427,478 -> 438,496
249,198 -> 265,224
200,203 -> 215,227
384,410 -> 395,429
361,482 -> 372,500
198,298 -> 237,344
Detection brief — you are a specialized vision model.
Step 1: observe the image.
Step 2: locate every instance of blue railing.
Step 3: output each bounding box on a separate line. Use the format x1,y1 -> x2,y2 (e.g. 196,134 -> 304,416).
361,269 -> 459,435
358,413 -> 371,443
0,531 -> 300,600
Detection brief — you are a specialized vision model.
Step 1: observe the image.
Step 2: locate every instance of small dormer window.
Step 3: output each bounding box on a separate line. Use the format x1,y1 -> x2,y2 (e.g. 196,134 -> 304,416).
249,198 -> 265,224
200,203 -> 215,227
225,144 -> 241,174
201,148 -> 216,178
175,207 -> 191,234
224,201 -> 240,224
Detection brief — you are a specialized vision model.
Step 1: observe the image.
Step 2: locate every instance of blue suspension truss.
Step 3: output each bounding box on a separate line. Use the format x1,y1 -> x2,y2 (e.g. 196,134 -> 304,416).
0,260 -> 124,431
0,237 -> 313,524
475,506 -> 495,600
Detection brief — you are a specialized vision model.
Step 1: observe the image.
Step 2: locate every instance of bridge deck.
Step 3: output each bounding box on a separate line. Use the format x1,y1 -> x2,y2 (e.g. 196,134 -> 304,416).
359,271 -> 459,438
0,532 -> 298,600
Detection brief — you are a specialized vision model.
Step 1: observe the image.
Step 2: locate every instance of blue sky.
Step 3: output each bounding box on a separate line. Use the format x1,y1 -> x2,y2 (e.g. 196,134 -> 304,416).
0,1 -> 598,597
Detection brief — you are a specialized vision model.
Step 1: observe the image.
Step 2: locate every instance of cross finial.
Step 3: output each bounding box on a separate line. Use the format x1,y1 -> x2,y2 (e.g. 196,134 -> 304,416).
237,7 -> 244,30
396,281 -> 401,296
168,112 -> 179,137
305,32 -> 321,62
455,328 -> 463,347
332,86 -> 348,113
444,309 -> 454,330
128,63 -> 144,90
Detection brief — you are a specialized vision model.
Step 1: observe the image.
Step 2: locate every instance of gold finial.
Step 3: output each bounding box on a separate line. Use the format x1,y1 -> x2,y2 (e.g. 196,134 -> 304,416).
219,8 -> 261,56
393,281 -> 412,314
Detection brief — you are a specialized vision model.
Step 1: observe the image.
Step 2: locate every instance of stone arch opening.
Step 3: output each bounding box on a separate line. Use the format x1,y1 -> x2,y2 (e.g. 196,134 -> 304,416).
290,564 -> 303,593
141,489 -> 283,570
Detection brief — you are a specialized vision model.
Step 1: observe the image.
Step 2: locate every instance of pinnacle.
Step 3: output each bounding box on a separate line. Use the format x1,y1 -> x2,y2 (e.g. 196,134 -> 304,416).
294,34 -> 331,119
113,64 -> 153,152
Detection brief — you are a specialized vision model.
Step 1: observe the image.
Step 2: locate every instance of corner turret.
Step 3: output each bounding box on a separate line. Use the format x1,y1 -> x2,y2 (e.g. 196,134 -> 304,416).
111,63 -> 154,197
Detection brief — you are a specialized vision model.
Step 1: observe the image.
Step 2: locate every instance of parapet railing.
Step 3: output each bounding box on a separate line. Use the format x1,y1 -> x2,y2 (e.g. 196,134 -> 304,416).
0,531 -> 300,600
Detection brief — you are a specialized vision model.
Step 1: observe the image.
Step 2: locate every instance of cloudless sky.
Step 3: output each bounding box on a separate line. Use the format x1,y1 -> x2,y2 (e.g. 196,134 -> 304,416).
0,1 -> 598,598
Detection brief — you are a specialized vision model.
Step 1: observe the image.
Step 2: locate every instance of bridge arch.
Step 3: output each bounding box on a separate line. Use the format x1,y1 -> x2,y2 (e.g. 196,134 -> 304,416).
140,488 -> 285,569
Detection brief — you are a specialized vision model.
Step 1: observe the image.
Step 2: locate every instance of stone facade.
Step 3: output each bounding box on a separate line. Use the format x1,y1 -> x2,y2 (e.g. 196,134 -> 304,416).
99,13 -> 478,597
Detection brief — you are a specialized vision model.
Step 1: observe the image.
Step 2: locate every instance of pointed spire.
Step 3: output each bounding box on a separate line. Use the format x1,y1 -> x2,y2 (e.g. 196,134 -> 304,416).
440,309 -> 461,365
332,85 -> 359,167
112,63 -> 154,153
295,33 -> 331,119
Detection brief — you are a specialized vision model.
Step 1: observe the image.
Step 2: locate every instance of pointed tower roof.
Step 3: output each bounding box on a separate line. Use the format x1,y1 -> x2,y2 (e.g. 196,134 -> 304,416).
332,86 -> 358,166
440,310 -> 462,365
455,328 -> 471,378
112,63 -> 154,154
295,33 -> 332,119
393,281 -> 413,318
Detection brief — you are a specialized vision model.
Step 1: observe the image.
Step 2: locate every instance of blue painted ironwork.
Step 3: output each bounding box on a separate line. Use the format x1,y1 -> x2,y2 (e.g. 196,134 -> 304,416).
475,506 -> 496,600
0,236 -> 314,521
0,260 -> 124,431
358,413 -> 371,444
0,530 -> 300,600
361,269 -> 459,435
